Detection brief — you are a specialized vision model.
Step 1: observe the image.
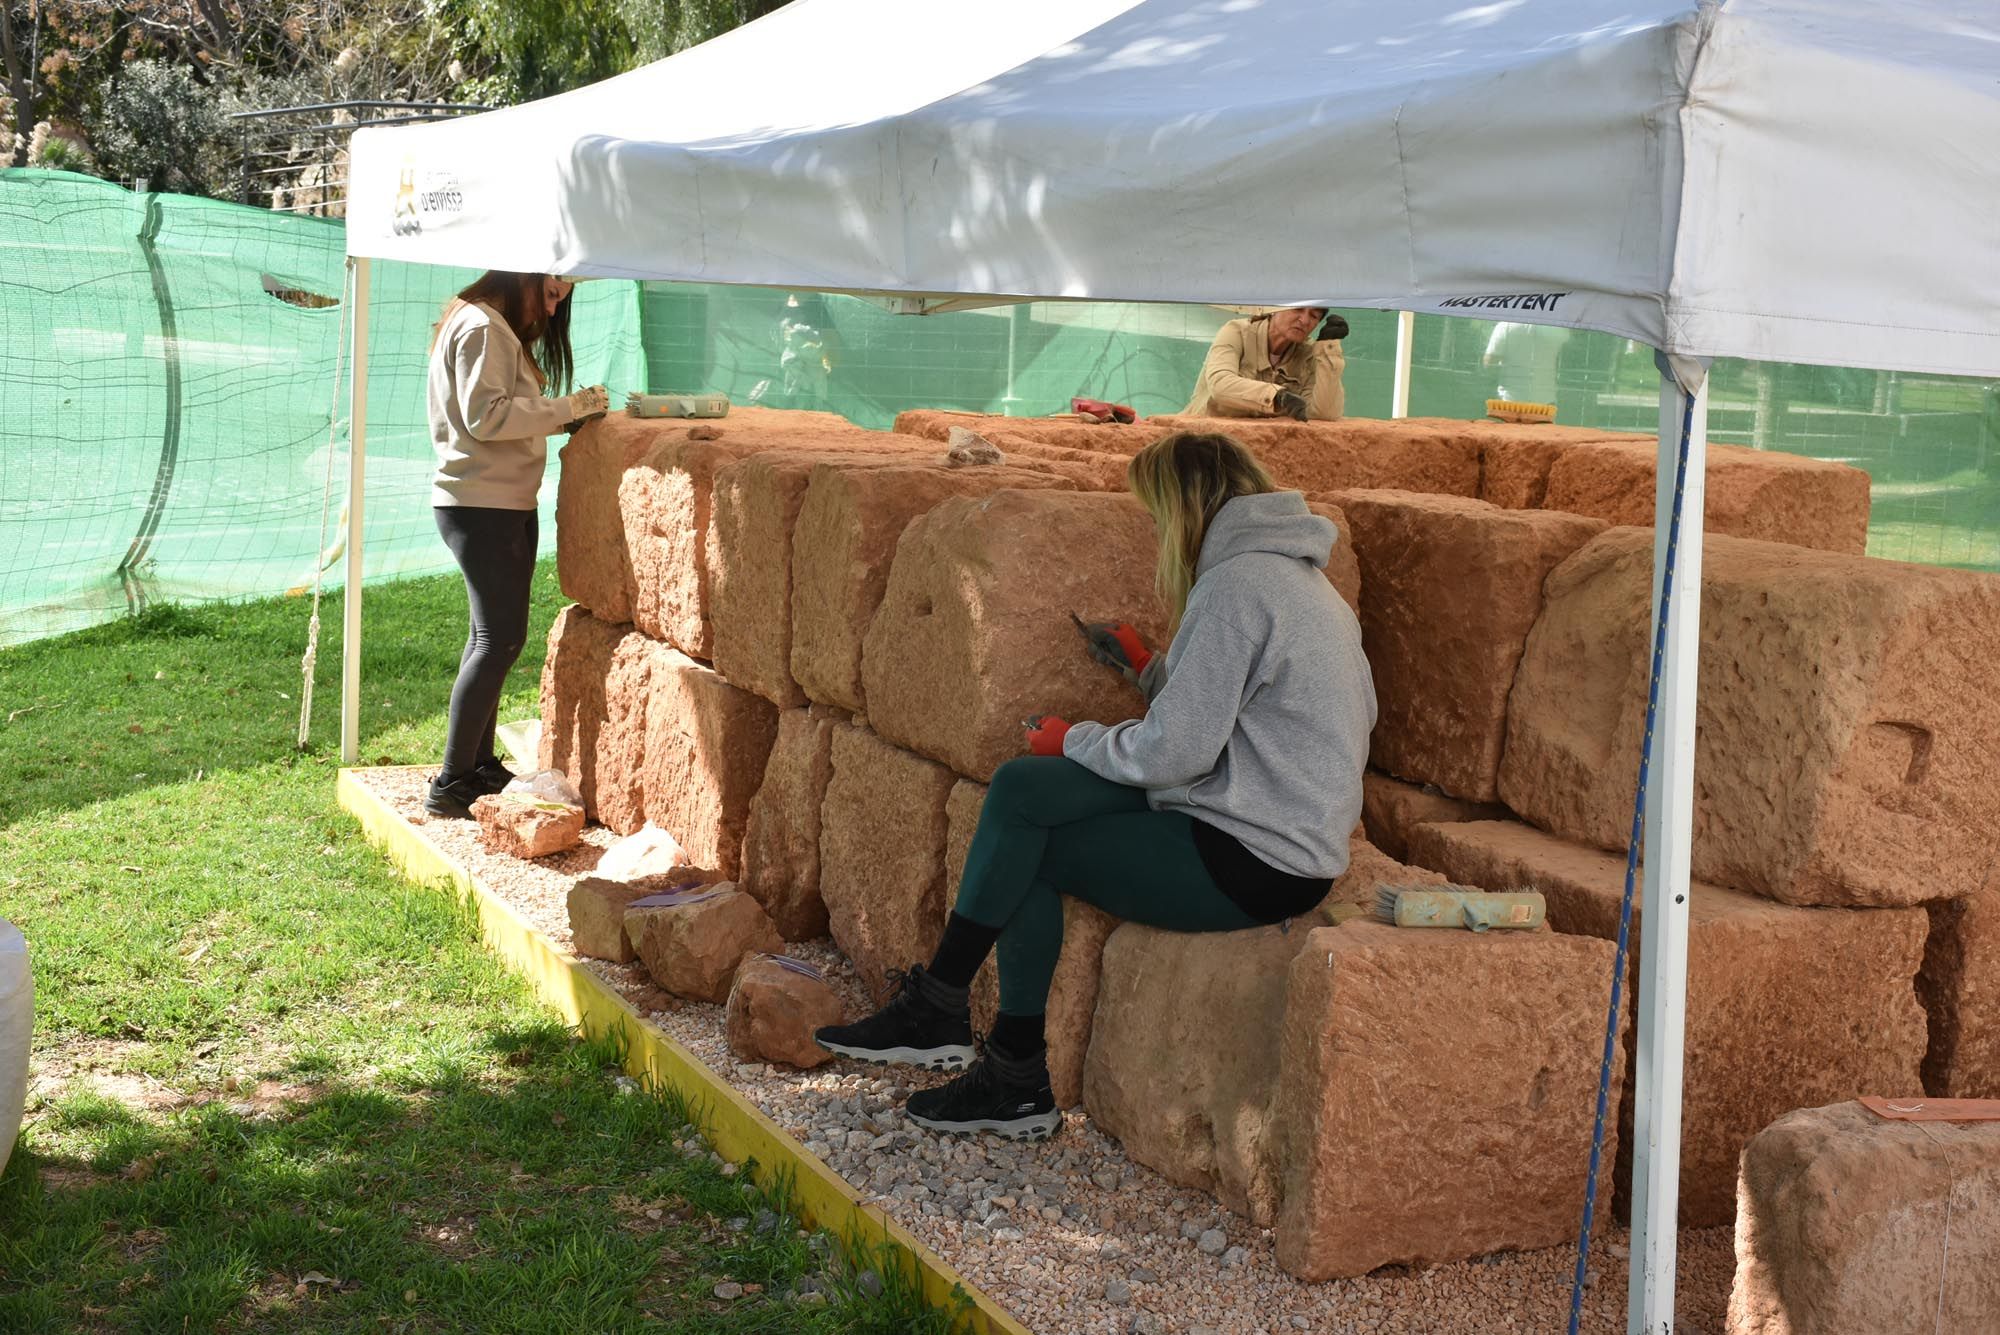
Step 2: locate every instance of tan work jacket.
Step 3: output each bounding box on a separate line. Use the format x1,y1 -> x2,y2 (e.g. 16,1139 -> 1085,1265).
1183,316 -> 1346,420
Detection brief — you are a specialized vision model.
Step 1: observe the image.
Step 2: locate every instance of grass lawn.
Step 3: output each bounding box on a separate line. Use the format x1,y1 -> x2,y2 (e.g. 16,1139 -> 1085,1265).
0,562 -> 951,1333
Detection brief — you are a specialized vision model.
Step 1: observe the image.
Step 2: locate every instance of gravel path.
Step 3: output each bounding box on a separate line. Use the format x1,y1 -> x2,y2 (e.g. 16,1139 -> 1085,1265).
357,766 -> 1735,1334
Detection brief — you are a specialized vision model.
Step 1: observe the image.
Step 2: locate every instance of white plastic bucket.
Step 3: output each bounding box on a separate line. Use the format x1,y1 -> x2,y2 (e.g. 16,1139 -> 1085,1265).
0,918 -> 31,1178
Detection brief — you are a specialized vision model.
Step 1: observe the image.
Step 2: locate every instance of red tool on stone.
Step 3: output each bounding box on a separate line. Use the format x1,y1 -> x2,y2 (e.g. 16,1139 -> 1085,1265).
1071,396 -> 1136,424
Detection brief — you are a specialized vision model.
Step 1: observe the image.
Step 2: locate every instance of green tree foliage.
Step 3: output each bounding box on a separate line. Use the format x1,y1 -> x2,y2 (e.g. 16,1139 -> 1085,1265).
92,59 -> 230,194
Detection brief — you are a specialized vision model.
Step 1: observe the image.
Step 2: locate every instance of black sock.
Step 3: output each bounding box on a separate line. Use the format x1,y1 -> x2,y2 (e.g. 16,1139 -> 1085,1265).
988,1011 -> 1046,1058
927,913 -> 1002,989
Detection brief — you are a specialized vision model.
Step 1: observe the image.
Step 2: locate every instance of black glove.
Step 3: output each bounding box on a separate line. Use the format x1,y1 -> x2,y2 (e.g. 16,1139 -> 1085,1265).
1316,312 -> 1350,341
1272,389 -> 1309,421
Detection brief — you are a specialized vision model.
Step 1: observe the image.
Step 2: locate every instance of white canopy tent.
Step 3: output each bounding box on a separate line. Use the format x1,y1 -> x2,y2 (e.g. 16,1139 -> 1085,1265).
343,2 -> 2000,1329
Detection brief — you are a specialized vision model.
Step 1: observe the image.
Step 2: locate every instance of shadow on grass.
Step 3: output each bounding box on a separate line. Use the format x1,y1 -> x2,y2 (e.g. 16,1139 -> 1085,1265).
0,560 -> 567,828
0,1026 -> 951,1335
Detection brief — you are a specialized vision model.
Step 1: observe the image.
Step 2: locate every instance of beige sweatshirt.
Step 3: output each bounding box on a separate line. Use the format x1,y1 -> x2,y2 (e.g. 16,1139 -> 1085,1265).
428,300 -> 572,509
1183,316 -> 1346,420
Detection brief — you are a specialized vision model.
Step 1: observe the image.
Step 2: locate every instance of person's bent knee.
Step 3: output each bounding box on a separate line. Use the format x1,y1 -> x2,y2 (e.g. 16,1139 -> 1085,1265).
985,755 -> 1073,811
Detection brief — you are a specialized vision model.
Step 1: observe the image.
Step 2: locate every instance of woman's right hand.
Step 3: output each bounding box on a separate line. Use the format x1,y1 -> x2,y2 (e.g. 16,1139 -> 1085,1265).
565,384 -> 610,419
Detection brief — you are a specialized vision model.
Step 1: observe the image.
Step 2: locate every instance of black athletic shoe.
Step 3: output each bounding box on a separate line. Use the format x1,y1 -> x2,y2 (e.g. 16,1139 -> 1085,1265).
905,1041 -> 1060,1142
814,965 -> 975,1071
424,772 -> 486,819
469,758 -> 517,796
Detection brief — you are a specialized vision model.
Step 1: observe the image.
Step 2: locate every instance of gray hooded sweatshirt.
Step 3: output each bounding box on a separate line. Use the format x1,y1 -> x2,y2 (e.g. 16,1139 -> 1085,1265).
1062,492 -> 1377,880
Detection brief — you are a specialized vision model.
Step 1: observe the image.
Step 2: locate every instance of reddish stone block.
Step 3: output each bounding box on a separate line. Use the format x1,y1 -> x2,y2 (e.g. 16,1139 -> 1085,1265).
1500,529 -> 2000,908
556,416 -> 662,624
566,869 -> 721,963
626,885 -> 783,1003
537,607 -> 651,832
1327,488 -> 1604,801
1399,418 -> 1643,512
639,643 -> 778,875
726,954 -> 847,1070
892,409 -> 1166,454
1919,887 -> 2000,1099
738,706 -> 841,941
1359,770 -> 1511,862
789,458 -> 1070,715
1148,415 -> 1482,497
469,792 -> 584,859
818,725 -> 957,1001
1408,819 -> 1928,1226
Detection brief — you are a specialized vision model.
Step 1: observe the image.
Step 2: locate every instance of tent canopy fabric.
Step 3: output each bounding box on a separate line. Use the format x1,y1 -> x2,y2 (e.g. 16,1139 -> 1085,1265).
346,0 -> 2000,378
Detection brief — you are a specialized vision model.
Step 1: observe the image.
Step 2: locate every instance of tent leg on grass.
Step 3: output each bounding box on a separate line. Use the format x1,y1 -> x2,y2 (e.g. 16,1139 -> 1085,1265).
1629,354 -> 1708,1334
341,256 -> 371,765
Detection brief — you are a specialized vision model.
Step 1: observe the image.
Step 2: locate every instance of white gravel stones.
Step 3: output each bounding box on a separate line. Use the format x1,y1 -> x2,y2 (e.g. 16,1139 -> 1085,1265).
361,766 -> 1739,1335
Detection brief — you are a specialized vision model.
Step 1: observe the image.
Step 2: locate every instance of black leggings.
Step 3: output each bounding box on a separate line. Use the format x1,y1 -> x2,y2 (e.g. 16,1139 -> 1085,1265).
434,505 -> 538,780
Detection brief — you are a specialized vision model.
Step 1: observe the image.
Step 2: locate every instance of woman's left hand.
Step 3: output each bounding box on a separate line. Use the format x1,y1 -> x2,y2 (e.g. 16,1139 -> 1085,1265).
1024,716 -> 1071,756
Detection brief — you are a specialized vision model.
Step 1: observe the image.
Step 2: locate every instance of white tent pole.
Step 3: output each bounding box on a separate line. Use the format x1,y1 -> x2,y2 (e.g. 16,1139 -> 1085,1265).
1390,310 -> 1415,418
340,257 -> 371,766
1627,357 -> 1707,1335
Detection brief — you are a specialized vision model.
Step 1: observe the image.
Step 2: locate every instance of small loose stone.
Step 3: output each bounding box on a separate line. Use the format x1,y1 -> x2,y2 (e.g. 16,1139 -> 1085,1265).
1131,1315 -> 1167,1335
1222,1245 -> 1249,1268
857,1269 -> 884,1299
713,1281 -> 744,1300
1105,1278 -> 1133,1305
1198,1228 -> 1227,1256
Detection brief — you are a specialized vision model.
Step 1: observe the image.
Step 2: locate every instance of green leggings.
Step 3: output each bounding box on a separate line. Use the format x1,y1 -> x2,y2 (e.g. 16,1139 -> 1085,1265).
954,756 -> 1259,1016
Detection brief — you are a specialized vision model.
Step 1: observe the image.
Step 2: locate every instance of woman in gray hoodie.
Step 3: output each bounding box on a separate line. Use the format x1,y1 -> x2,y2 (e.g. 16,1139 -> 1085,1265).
817,432 -> 1377,1140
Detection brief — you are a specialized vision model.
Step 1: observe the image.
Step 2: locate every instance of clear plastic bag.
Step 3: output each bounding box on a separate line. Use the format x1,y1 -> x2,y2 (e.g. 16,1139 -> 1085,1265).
595,823 -> 687,881
501,768 -> 585,810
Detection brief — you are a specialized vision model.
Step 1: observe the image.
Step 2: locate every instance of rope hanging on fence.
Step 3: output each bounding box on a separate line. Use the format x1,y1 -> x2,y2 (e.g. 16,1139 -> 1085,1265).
298,259 -> 356,751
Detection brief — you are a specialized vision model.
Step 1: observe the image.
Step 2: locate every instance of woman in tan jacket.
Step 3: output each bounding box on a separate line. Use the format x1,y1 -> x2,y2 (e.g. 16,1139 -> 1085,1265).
1184,307 -> 1348,421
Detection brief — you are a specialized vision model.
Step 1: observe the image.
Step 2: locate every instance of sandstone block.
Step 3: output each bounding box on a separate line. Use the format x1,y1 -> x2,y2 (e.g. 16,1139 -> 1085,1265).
566,868 -> 723,963
707,444 -> 931,708
1542,437 -> 1871,555
556,416 -> 660,623
1499,529 -> 2000,908
469,792 -> 584,859
861,490 -> 1167,781
819,725 -> 957,1001
1274,920 -> 1616,1279
1728,1102 -> 2000,1335
639,643 -> 779,872
626,885 -> 783,1003
1359,770 -> 1511,861
1919,887 -> 2000,1099
789,459 -> 1070,714
1328,488 -> 1604,801
537,608 -> 652,832
739,707 -> 841,940
985,436 -> 1131,490
1321,831 -> 1451,910
893,409 -> 1166,454
725,954 -> 847,1069
1408,819 -> 1928,1226
1399,418 -> 1645,511
1148,416 -> 1482,497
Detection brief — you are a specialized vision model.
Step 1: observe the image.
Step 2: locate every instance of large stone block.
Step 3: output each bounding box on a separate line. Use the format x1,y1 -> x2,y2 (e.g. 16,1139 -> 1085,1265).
1919,887 -> 2000,1099
626,885 -> 784,1003
1359,770 -> 1511,862
1408,819 -> 1929,1226
789,459 -> 1070,714
861,490 -> 1165,781
892,409 -> 1166,454
1398,418 -> 1647,511
1328,488 -> 1604,801
566,868 -> 721,963
738,706 -> 841,941
556,415 -> 660,624
819,726 -> 957,1001
1148,415 -> 1482,497
639,643 -> 779,872
707,444 -> 931,708
985,436 -> 1131,490
470,792 -> 584,859
1728,1101 -> 2000,1335
1499,529 -> 2000,907
1273,920 -> 1618,1279
1542,437 -> 1871,555
537,607 -> 651,832
726,954 -> 846,1069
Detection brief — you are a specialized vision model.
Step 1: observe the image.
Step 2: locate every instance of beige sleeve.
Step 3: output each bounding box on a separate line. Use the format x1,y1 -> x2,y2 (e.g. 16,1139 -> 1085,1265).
1305,340 -> 1347,420
452,322 -> 572,443
1197,322 -> 1280,416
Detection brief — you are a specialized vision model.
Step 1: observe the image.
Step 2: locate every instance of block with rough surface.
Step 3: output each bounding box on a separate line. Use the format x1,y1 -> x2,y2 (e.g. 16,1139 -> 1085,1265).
556,415 -> 659,623
893,409 -> 1166,454
626,886 -> 783,1003
639,643 -> 778,874
1398,418 -> 1646,511
1273,919 -> 1617,1279
1500,529 -> 2000,907
566,869 -> 721,963
726,954 -> 846,1070
861,490 -> 1165,781
1148,415 -> 1481,497
789,459 -> 1070,714
819,726 -> 957,1002
1542,437 -> 1871,554
1328,488 -> 1604,800
1729,1101 -> 2000,1335
985,437 -> 1131,490
1359,770 -> 1511,861
537,607 -> 651,832
1919,887 -> 2000,1099
738,706 -> 841,941
469,792 -> 584,860
1408,818 -> 1928,1226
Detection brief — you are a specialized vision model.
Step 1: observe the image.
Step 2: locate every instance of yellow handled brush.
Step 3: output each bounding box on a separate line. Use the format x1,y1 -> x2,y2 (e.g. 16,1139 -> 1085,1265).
1486,399 -> 1556,424
1374,885 -> 1545,932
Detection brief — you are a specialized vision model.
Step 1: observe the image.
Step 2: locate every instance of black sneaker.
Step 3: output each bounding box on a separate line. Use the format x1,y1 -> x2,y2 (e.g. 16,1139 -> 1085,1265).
814,965 -> 975,1071
905,1041 -> 1060,1142
424,771 -> 487,820
469,758 -> 517,796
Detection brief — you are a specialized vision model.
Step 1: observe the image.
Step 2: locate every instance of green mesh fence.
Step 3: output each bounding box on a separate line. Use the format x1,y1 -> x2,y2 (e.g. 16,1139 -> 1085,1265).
2,169 -> 1995,648
0,169 -> 644,647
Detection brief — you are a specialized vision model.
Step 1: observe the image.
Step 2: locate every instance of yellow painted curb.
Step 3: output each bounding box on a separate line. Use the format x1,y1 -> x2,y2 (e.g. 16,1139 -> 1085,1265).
338,768 -> 1031,1335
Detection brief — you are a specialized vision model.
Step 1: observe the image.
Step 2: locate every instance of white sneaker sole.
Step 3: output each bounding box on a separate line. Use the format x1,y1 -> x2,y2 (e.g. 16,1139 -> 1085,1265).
814,1040 -> 975,1072
906,1108 -> 1063,1142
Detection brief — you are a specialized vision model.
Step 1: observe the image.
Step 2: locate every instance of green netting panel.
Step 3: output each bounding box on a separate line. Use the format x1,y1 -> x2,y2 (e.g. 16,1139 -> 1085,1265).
642,284 -> 1999,570
0,169 -> 644,647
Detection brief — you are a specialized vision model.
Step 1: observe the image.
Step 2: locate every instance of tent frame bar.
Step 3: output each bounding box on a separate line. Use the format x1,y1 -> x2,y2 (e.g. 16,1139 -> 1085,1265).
341,257 -> 371,765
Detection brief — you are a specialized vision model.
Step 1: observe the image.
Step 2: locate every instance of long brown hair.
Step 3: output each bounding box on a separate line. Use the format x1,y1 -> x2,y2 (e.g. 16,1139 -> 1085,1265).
1126,431 -> 1276,629
437,271 -> 576,392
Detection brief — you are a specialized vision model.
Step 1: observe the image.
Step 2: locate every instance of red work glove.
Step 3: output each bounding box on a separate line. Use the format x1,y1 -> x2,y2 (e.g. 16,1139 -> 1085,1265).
1071,396 -> 1137,424
1024,715 -> 1071,756
1072,614 -> 1152,680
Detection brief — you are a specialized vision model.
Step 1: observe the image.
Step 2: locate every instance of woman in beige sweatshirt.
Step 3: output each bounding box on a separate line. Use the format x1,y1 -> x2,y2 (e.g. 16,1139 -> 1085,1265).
425,272 -> 607,818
